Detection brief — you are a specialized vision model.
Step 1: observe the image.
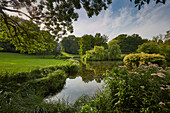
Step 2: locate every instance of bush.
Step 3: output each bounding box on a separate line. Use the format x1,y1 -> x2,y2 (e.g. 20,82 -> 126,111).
30,69 -> 67,96
123,52 -> 166,68
59,59 -> 80,74
78,64 -> 170,113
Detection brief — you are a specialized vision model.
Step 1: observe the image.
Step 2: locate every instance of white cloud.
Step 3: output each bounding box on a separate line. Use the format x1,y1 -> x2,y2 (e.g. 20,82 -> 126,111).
71,1 -> 170,41
71,6 -> 113,37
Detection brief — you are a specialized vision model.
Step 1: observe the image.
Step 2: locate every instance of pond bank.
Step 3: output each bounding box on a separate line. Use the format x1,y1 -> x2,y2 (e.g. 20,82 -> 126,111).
46,61 -> 124,104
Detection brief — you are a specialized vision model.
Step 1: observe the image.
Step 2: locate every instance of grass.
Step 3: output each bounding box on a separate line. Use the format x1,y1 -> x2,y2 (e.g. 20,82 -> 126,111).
61,52 -> 80,58
0,52 -> 66,73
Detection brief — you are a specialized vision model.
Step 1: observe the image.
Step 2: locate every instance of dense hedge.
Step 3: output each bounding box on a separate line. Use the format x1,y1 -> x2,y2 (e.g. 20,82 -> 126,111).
123,52 -> 166,68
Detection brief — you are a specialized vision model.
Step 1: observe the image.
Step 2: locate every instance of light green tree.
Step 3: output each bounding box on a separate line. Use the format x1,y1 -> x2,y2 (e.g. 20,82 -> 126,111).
108,40 -> 121,60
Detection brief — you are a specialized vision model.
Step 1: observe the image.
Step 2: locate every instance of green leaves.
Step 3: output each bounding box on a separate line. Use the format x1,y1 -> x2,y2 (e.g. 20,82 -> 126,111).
0,16 -> 56,53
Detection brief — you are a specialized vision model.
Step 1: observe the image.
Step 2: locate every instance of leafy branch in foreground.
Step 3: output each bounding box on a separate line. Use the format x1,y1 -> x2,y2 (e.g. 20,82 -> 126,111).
0,16 -> 56,53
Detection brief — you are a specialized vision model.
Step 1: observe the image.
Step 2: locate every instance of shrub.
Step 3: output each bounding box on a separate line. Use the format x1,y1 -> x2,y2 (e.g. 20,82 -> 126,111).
60,59 -> 80,74
78,64 -> 170,113
123,52 -> 166,68
25,69 -> 67,96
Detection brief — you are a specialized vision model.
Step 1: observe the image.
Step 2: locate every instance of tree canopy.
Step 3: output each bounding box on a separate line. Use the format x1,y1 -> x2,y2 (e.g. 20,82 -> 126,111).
111,34 -> 146,53
79,33 -> 108,55
0,16 -> 56,53
61,35 -> 80,54
0,0 -> 167,52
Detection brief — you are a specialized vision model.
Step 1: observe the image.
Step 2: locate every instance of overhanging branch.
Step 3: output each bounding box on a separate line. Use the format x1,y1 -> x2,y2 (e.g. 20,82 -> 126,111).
1,7 -> 33,20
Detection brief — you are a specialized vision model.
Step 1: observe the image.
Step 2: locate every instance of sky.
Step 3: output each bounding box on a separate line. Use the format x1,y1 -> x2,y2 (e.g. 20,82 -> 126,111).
70,0 -> 170,41
6,0 -> 170,41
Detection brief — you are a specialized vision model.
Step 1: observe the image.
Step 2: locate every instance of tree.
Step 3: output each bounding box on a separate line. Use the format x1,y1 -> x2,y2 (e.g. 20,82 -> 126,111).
0,16 -> 56,53
85,46 -> 105,61
79,33 -> 108,56
0,40 -> 18,52
111,34 -> 145,53
79,34 -> 95,56
107,40 -> 121,60
94,33 -> 108,49
0,0 -> 166,52
137,42 -> 160,54
61,35 -> 80,54
0,0 -> 112,37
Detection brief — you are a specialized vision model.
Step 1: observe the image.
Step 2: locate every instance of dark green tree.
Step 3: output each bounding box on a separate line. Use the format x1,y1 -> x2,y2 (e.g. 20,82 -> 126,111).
61,35 -> 80,54
137,42 -> 160,54
112,34 -> 145,53
0,41 -> 18,52
94,33 -> 108,49
79,34 -> 95,56
79,33 -> 109,56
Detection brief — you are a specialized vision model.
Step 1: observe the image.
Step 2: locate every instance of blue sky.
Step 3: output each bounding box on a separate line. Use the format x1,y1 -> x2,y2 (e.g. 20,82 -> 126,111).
6,0 -> 170,41
71,0 -> 170,41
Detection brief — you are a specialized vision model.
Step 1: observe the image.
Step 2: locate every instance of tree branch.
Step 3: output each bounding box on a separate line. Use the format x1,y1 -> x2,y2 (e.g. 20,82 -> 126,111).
1,7 -> 33,20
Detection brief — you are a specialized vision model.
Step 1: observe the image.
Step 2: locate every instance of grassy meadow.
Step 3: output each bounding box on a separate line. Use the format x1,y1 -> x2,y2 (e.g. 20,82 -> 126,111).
0,52 -> 66,73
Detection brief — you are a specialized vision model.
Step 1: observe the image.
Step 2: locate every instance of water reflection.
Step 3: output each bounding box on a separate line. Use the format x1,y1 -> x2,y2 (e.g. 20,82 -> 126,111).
46,61 -> 123,103
47,77 -> 104,103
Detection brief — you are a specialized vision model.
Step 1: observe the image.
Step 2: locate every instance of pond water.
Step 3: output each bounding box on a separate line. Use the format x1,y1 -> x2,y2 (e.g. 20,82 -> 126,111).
46,61 -> 124,104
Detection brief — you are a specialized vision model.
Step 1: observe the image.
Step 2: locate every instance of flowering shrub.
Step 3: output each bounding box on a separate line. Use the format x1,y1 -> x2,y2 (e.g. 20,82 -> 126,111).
79,64 -> 170,112
123,52 -> 166,68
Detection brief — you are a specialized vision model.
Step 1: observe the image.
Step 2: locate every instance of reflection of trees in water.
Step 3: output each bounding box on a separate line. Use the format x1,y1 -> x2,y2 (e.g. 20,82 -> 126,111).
68,61 -> 123,83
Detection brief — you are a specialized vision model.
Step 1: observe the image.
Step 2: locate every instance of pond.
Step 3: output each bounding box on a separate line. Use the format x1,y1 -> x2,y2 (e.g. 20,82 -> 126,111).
45,61 -> 124,104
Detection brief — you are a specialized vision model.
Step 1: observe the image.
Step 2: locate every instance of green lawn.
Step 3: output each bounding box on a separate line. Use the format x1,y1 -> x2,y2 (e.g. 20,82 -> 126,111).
61,52 -> 80,58
0,52 -> 66,73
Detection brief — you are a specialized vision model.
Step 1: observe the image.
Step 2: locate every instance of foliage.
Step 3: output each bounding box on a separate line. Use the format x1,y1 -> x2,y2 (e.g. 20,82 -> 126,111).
137,42 -> 160,54
94,33 -> 108,49
79,34 -> 95,56
78,104 -> 98,113
123,52 -> 166,68
79,33 -> 108,56
111,34 -> 146,53
0,0 -> 166,52
85,46 -> 105,61
130,0 -> 166,10
61,35 -> 80,54
108,40 -> 121,60
0,0 -> 112,39
0,16 -> 56,53
60,59 -> 80,74
83,40 -> 121,61
0,41 -> 18,52
137,30 -> 170,60
78,64 -> 170,113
